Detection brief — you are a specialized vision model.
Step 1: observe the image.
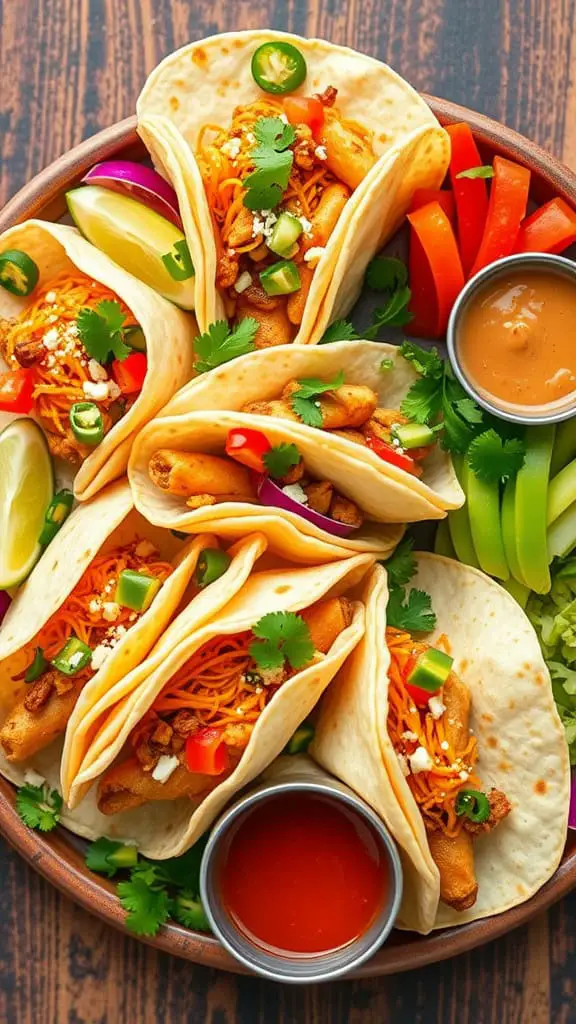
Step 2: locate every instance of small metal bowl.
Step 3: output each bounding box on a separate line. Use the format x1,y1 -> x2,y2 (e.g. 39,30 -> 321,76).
199,769 -> 403,984
447,251 -> 576,425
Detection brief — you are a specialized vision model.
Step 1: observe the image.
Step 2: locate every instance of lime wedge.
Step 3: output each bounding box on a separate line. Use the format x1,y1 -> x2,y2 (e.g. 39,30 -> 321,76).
66,185 -> 195,310
0,419 -> 54,588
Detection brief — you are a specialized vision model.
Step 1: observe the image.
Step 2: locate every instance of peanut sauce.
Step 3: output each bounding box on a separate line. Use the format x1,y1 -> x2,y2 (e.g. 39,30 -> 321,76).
457,268 -> 576,410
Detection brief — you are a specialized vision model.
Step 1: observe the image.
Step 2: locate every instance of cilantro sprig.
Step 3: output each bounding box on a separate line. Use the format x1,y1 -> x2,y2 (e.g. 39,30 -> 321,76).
243,117 -> 296,211
193,318 -> 258,374
290,370 -> 345,427
16,782 -> 63,832
383,538 -> 437,633
263,442 -> 301,479
456,165 -> 494,180
319,319 -> 360,345
249,611 -> 315,671
466,429 -> 526,484
76,300 -> 131,363
319,257 -> 411,343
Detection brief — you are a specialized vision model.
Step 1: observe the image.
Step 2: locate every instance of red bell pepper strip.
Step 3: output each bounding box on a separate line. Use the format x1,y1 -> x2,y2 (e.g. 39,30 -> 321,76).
0,368 -> 34,413
365,434 -> 418,475
111,352 -> 147,394
186,728 -> 230,775
446,123 -> 490,275
410,188 -> 456,225
516,197 -> 576,255
407,201 -> 465,338
225,427 -> 272,473
469,157 -> 531,277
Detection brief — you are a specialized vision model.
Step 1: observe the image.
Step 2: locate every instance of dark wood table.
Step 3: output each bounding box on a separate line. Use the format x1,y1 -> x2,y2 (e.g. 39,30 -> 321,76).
0,1 -> 575,1021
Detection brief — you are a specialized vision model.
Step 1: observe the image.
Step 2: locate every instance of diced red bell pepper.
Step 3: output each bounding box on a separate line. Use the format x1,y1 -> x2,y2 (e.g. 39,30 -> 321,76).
0,368 -> 34,413
186,727 -> 230,775
225,427 -> 272,473
283,95 -> 324,138
407,201 -> 465,338
516,197 -> 576,255
410,188 -> 456,225
469,157 -> 531,277
365,433 -> 418,475
111,352 -> 147,394
446,123 -> 490,276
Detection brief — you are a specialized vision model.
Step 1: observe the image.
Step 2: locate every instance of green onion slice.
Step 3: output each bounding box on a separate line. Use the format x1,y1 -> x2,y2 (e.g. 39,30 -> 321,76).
0,250 -> 39,296
195,548 -> 231,589
161,240 -> 194,281
51,635 -> 92,676
116,569 -> 161,612
455,789 -> 491,823
25,647 -> 48,683
39,490 -> 74,546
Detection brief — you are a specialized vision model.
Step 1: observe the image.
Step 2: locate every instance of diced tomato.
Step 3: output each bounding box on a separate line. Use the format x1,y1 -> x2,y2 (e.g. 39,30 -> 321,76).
186,728 -> 230,775
0,368 -> 34,413
516,197 -> 576,255
446,123 -> 490,275
407,201 -> 465,337
225,427 -> 272,473
365,434 -> 418,475
410,188 -> 456,225
469,157 -> 531,277
111,352 -> 147,394
283,95 -> 324,137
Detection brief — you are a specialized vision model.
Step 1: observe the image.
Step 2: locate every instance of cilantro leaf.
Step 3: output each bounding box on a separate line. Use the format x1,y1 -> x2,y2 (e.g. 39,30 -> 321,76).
16,783 -> 62,832
401,374 -> 443,425
384,537 -> 416,587
290,370 -> 345,427
150,834 -> 209,890
319,319 -> 359,344
250,611 -> 315,671
172,891 -> 211,931
365,287 -> 412,337
243,117 -> 295,211
76,300 -> 131,363
193,318 -> 258,374
86,837 -> 138,878
117,875 -> 172,937
263,443 -> 301,479
253,116 -> 296,152
387,585 -> 436,632
243,183 -> 284,211
456,165 -> 494,179
399,341 -> 443,379
365,257 -> 408,292
466,429 -> 526,483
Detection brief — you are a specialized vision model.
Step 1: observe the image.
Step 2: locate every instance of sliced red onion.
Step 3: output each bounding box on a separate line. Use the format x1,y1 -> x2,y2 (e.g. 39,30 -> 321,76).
0,590 -> 11,626
82,161 -> 182,228
569,770 -> 576,830
257,475 -> 357,538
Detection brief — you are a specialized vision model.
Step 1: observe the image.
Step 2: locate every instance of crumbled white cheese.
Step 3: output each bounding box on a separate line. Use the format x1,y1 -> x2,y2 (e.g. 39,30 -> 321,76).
91,643 -> 112,671
151,755 -> 180,783
259,665 -> 286,688
440,740 -> 449,751
303,246 -> 325,267
314,145 -> 327,160
135,539 -> 156,558
459,770 -> 469,781
24,768 -> 47,787
234,271 -> 253,294
89,599 -> 102,615
428,695 -> 446,720
102,601 -> 120,622
42,328 -> 59,350
45,291 -> 57,304
67,322 -> 79,337
245,131 -> 256,144
298,216 -> 313,236
252,210 -> 278,242
221,137 -> 242,159
88,358 -> 108,382
408,746 -> 433,774
107,380 -> 122,401
396,752 -> 410,777
282,483 -> 308,505
68,651 -> 85,670
401,730 -> 418,742
82,380 -> 109,402
252,215 -> 264,238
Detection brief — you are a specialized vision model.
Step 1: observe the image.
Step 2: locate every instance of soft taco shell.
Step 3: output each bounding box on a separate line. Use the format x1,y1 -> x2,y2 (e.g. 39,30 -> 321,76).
312,557 -> 570,931
49,554 -> 371,859
0,221 -> 196,500
162,340 -> 463,514
137,30 -> 449,337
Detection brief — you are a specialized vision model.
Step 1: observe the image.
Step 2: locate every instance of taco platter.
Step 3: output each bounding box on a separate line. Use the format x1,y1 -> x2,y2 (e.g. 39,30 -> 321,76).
0,29 -> 574,978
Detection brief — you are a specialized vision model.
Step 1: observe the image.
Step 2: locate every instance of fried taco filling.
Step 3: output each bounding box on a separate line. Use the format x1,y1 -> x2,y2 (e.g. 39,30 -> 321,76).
96,597 -> 352,814
197,86 -> 376,345
0,540 -> 173,762
386,627 -> 511,911
0,270 -> 147,464
242,373 -> 438,477
148,427 -> 364,532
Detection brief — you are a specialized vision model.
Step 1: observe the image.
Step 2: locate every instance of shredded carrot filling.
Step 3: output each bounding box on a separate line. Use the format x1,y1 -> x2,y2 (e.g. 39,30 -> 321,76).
19,541 -> 173,681
386,627 -> 481,838
1,271 -> 137,440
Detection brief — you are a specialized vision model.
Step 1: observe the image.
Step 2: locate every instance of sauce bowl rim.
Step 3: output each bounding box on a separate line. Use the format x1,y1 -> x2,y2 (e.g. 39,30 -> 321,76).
446,251 -> 576,425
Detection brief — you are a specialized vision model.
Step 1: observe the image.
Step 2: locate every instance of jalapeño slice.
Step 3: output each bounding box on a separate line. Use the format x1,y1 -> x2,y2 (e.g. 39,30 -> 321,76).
251,41 -> 307,95
0,250 -> 39,296
195,548 -> 231,589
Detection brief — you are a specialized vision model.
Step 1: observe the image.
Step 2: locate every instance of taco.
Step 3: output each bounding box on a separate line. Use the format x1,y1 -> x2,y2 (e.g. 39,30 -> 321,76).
0,221 -> 195,500
312,557 -> 570,932
162,340 -> 464,518
55,554 -> 371,859
0,478 -> 265,778
136,30 -> 449,340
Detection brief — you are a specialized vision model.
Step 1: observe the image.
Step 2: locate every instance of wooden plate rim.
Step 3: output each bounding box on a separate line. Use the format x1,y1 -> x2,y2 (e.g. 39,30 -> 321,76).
0,94 -> 574,978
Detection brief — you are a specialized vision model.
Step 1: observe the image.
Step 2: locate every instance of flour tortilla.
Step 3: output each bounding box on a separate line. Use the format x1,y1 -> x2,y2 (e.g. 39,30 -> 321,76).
42,554 -> 371,859
0,221 -> 196,500
162,340 -> 463,515
137,30 -> 449,337
312,557 -> 570,932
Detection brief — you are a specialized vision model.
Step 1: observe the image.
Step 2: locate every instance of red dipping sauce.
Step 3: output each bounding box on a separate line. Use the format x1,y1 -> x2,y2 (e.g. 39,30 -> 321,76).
216,793 -> 388,956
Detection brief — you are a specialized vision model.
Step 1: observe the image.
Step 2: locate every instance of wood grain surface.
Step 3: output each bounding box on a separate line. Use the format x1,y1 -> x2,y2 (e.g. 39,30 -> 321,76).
0,1 -> 575,1021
